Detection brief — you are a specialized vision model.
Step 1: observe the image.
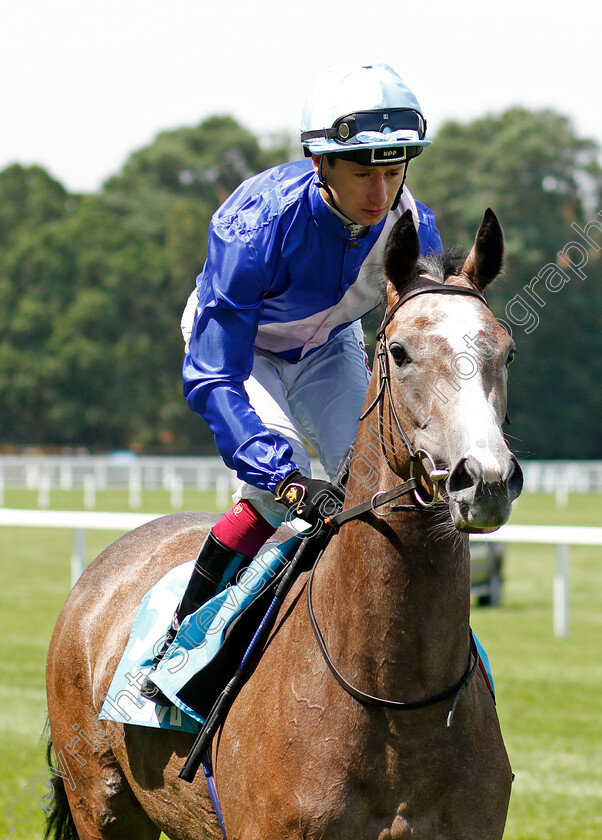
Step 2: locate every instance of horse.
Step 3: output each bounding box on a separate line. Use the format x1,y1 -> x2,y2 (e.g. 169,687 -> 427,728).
45,208 -> 523,840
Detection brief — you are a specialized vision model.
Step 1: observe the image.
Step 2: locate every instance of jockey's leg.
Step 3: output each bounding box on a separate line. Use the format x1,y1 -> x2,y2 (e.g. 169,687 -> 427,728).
140,500 -> 275,702
230,349 -> 314,528
231,325 -> 370,526
142,352 -> 304,702
286,322 -> 371,479
179,498 -> 278,619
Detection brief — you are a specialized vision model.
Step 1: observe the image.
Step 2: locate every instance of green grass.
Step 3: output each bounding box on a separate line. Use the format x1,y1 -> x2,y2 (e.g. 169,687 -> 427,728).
1,486 -> 226,514
0,489 -> 600,839
469,491 -> 602,839
0,489 -> 221,840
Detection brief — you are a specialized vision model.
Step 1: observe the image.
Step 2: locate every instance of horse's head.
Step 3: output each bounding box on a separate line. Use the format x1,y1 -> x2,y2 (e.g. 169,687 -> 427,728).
380,208 -> 523,533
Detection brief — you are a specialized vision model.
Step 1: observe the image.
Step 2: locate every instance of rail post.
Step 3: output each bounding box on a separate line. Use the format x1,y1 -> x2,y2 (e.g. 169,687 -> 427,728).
553,543 -> 570,638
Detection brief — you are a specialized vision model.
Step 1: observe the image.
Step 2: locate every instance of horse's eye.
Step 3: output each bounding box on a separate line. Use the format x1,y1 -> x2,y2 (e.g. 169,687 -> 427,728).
389,343 -> 410,366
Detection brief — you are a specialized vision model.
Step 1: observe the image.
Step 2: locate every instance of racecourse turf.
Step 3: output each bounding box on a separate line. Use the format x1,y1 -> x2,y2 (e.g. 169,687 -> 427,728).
0,488 -> 600,839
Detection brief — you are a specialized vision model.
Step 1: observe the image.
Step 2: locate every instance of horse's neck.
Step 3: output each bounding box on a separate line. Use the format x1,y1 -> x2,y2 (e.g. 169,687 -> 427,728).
315,435 -> 471,701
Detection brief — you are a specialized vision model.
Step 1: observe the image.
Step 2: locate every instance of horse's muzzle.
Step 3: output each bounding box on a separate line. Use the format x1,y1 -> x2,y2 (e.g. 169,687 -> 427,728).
447,454 -> 523,533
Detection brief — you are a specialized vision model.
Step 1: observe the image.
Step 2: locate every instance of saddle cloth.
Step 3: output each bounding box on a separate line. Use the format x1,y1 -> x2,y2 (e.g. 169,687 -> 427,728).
99,535 -> 300,733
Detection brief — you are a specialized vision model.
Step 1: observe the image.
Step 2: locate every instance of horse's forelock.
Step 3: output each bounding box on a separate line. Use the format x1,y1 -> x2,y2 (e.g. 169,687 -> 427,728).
415,247 -> 466,284
381,247 -> 469,304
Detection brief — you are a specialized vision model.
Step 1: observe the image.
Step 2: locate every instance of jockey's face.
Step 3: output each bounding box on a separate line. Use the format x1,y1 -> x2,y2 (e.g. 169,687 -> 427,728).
313,155 -> 406,226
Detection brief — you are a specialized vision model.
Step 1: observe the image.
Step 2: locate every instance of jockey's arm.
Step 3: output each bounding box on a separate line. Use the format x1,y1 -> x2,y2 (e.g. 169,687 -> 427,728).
182,226 -> 298,495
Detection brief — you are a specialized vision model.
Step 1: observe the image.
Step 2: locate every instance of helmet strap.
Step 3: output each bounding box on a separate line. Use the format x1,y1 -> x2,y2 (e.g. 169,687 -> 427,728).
316,156 -> 365,233
391,163 -> 409,212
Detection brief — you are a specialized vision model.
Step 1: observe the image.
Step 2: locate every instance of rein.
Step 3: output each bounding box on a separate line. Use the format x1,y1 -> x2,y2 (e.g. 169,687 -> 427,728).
324,476 -> 420,530
307,558 -> 480,726
309,277 -> 489,723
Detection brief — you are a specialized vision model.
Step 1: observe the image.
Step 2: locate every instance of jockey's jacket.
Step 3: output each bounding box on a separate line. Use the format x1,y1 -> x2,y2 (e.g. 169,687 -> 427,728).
181,159 -> 442,493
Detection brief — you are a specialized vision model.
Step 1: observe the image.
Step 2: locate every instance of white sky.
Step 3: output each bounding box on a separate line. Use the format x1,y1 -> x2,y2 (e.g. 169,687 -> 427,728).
1,0 -> 600,194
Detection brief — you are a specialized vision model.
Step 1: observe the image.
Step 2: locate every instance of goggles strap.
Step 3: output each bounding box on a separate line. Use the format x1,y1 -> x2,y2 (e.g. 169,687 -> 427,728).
301,109 -> 426,145
301,128 -> 335,142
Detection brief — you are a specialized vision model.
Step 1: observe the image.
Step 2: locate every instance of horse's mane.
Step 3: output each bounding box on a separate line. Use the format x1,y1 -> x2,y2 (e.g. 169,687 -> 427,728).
415,246 -> 466,284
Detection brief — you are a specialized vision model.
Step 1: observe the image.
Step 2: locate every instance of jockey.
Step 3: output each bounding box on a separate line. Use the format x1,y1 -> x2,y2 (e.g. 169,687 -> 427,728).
142,63 -> 442,699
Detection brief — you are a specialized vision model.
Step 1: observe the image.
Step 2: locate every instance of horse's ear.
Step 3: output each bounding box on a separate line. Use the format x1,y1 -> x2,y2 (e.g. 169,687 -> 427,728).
461,208 -> 504,290
384,209 -> 420,292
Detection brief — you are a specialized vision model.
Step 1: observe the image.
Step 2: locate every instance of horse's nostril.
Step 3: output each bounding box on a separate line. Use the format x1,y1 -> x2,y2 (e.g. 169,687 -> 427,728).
507,458 -> 524,500
448,459 -> 474,494
450,454 -> 523,500
449,456 -> 484,494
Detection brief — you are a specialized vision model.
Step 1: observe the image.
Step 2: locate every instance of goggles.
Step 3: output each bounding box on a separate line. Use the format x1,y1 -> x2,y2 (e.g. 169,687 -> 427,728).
301,107 -> 427,145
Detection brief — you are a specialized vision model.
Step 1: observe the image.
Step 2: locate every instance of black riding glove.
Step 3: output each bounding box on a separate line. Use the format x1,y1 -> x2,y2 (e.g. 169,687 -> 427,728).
275,470 -> 344,528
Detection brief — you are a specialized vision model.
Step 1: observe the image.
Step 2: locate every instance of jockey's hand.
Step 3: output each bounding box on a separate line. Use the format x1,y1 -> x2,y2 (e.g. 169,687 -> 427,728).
275,470 -> 344,528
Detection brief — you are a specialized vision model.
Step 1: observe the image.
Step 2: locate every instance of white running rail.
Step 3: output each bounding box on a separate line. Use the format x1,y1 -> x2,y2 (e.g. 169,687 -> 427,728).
1,511 -> 601,638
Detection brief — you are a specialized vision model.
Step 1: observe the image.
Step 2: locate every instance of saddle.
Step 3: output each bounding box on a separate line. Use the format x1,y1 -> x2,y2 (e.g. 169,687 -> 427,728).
174,447 -> 354,720
98,531 -> 319,734
174,536 -> 305,719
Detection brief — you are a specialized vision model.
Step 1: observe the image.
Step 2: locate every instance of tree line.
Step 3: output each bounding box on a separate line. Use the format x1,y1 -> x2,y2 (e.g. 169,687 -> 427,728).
1,110 -> 601,459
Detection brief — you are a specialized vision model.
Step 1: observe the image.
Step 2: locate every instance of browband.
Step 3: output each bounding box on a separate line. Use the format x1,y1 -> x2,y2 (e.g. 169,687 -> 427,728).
377,279 -> 488,338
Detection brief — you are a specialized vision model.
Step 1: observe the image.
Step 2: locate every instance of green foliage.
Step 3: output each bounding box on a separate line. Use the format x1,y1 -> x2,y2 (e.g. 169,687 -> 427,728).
0,194 -> 178,447
0,108 -> 601,457
101,115 -> 289,241
0,164 -> 69,249
0,118 -> 289,452
409,108 -> 600,257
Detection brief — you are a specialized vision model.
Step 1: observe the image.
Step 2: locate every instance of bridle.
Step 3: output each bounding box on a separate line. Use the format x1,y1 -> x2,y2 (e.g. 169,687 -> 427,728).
326,276 -> 489,528
309,276 -> 493,723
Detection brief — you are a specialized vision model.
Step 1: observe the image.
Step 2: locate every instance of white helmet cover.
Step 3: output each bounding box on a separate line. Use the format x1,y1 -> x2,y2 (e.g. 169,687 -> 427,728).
300,63 -> 431,162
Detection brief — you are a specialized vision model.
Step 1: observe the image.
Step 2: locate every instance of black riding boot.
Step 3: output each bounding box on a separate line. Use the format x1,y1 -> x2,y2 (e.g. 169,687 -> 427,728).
140,531 -> 252,703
